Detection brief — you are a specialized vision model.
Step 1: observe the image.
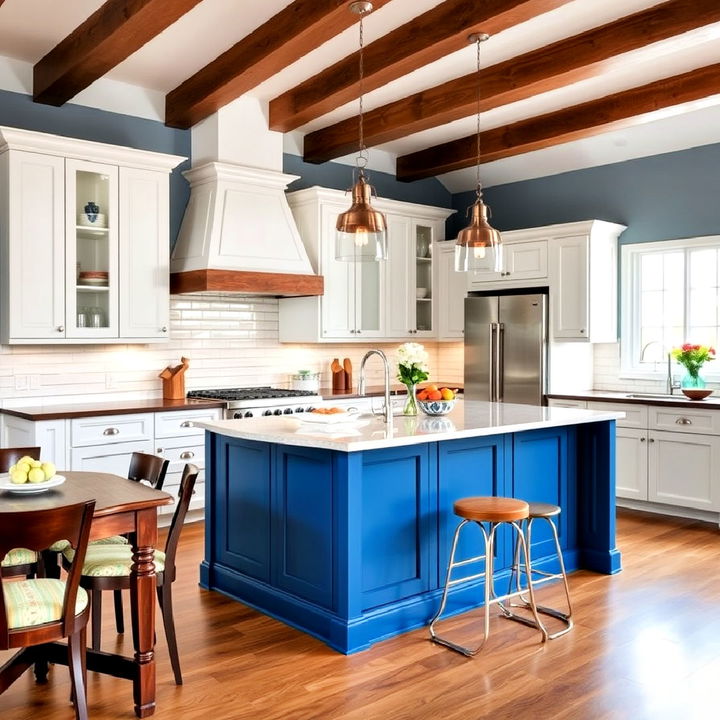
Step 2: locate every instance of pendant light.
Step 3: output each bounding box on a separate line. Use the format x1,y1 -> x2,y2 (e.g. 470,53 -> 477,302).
336,1 -> 387,262
455,33 -> 502,273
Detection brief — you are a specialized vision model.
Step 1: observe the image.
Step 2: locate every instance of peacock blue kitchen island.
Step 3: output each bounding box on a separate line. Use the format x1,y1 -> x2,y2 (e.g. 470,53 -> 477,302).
196,401 -> 623,654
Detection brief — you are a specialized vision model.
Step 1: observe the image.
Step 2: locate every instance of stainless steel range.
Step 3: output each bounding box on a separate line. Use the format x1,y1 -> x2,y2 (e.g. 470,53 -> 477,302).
186,387 -> 324,420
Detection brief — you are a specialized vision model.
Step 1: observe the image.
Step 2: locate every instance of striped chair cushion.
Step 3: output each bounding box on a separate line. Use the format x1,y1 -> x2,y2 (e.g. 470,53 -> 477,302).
48,535 -> 129,553
1,547 -> 38,567
3,578 -> 88,629
64,545 -> 166,577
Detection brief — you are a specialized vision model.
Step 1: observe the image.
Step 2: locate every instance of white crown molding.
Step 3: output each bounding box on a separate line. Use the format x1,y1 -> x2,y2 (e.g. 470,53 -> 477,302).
0,125 -> 185,172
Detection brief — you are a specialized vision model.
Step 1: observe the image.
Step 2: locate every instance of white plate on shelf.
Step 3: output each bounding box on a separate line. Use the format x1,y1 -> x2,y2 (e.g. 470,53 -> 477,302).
0,474 -> 66,494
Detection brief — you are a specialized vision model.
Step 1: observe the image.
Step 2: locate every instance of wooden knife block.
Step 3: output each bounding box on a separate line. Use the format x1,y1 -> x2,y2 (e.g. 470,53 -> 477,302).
159,357 -> 189,400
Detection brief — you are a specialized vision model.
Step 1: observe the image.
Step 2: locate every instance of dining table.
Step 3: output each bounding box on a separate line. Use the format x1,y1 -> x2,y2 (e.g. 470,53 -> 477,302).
0,471 -> 173,718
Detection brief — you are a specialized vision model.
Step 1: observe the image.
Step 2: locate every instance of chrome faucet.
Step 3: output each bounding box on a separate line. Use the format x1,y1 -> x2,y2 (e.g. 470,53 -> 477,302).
667,352 -> 681,395
358,349 -> 393,424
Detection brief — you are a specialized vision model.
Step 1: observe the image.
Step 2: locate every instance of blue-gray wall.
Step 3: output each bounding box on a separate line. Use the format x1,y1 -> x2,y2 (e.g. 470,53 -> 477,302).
0,89 -> 191,244
450,143 -> 720,245
284,153 -> 452,208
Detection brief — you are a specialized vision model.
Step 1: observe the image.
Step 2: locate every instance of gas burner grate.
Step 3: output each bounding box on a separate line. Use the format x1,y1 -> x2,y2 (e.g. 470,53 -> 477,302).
187,387 -> 318,401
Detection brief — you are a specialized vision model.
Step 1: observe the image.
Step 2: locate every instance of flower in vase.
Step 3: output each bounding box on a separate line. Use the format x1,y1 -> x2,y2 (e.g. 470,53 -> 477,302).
396,342 -> 430,385
670,344 -> 715,377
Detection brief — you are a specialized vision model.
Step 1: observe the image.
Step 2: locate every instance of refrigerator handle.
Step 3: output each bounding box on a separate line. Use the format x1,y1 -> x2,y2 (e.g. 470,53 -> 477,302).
497,323 -> 505,401
488,323 -> 497,402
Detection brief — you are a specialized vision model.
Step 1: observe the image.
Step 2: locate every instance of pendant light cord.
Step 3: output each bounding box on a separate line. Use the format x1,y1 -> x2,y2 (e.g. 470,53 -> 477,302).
475,35 -> 483,203
357,11 -> 368,173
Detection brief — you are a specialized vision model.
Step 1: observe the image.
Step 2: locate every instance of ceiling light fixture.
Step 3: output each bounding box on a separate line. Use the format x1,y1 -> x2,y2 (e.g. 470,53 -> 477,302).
335,1 -> 387,262
455,33 -> 502,273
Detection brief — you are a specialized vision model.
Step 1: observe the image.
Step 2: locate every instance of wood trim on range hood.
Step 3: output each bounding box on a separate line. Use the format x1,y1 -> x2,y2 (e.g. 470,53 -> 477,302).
170,269 -> 324,296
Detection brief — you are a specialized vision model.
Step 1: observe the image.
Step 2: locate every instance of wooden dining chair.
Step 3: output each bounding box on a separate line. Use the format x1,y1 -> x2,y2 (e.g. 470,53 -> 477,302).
63,464 -> 198,685
0,500 -> 95,720
0,446 -> 41,579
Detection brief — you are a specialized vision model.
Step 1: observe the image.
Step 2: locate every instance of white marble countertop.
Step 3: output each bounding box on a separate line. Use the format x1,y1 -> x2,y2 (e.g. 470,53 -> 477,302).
196,400 -> 624,452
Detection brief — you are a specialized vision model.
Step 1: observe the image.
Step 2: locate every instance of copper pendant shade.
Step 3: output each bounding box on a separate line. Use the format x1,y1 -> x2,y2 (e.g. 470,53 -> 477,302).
335,1 -> 387,262
336,171 -> 388,261
455,32 -> 502,273
455,197 -> 502,272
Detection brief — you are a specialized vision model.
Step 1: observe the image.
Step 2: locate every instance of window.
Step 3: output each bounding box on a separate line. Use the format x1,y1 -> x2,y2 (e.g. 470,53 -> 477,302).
621,236 -> 720,376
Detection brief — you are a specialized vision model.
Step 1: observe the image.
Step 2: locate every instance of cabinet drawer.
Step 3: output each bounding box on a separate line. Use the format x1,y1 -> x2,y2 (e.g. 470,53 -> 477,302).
71,439 -> 154,474
649,406 -> 720,435
155,441 -> 205,475
71,413 -> 153,447
159,469 -> 205,516
587,401 -> 647,429
547,399 -> 587,409
154,408 -> 221,439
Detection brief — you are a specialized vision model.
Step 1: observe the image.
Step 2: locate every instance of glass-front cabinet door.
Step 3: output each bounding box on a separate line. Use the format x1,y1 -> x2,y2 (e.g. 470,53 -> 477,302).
65,160 -> 119,338
355,257 -> 384,337
414,223 -> 434,337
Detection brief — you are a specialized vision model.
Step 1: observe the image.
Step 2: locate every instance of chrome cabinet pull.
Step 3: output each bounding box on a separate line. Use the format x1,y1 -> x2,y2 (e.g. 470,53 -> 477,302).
161,326 -> 168,333
675,417 -> 692,425
57,325 -> 64,332
497,322 -> 505,402
103,427 -> 119,436
180,420 -> 194,428
180,451 -> 195,460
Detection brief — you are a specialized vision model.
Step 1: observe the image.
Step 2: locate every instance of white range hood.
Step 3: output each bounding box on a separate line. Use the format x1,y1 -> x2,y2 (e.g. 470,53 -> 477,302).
170,98 -> 323,297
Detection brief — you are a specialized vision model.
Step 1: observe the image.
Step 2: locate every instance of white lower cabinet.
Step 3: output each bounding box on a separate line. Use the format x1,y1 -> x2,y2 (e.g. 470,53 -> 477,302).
1,406 -> 221,521
615,427 -> 648,501
648,430 -> 720,511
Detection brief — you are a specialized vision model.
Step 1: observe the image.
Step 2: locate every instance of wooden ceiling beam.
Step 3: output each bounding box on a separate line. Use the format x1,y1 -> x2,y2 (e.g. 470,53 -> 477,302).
164,0 -> 393,130
269,0 -> 572,133
396,63 -> 720,181
33,0 -> 203,106
305,0 -> 720,164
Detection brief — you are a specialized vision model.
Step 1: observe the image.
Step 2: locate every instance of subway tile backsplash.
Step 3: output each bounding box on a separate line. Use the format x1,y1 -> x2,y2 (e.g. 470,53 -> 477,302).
0,295 -> 464,407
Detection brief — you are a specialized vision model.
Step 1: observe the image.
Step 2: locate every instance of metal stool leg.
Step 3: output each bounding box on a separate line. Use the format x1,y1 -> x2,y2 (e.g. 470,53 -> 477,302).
500,516 -> 573,639
429,520 -> 495,656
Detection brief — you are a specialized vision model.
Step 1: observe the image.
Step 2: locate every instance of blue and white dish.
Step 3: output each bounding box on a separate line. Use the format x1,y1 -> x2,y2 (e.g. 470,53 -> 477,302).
418,399 -> 455,416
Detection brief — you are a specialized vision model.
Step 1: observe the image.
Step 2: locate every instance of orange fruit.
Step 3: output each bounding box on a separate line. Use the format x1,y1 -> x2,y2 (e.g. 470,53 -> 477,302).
441,388 -> 454,401
428,390 -> 442,401
425,384 -> 438,393
417,390 -> 429,401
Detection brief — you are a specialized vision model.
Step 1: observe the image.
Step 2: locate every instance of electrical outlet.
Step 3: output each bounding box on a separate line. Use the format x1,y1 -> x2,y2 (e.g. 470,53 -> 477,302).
14,375 -> 28,391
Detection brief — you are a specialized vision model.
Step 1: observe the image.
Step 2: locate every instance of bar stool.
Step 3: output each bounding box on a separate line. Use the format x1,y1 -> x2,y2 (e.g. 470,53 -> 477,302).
429,497 -> 548,656
500,502 -> 573,639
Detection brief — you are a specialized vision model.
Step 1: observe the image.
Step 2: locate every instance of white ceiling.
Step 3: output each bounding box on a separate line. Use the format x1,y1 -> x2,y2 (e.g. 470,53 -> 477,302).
0,0 -> 719,191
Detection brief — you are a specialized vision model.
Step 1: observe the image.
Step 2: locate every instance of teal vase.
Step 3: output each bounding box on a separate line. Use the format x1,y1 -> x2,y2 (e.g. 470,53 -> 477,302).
681,371 -> 705,389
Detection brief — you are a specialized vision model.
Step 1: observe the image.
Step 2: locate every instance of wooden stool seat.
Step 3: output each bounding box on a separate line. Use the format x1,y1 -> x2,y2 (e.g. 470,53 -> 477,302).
454,497 -> 529,523
528,502 -> 561,519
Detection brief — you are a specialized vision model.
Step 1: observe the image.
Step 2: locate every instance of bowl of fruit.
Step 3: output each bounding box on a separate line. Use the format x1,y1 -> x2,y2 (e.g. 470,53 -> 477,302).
416,385 -> 458,415
0,456 -> 64,494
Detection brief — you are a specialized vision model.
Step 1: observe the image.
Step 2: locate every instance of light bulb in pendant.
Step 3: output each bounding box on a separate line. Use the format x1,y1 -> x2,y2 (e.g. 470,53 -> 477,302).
354,228 -> 369,248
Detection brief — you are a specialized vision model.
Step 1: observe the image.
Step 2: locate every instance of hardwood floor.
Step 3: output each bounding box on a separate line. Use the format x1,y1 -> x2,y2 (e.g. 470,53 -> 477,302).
2,509 -> 719,719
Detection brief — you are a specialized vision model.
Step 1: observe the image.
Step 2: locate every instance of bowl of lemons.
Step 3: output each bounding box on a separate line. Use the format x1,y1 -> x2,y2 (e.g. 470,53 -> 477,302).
1,456 -> 64,493
417,386 -> 457,415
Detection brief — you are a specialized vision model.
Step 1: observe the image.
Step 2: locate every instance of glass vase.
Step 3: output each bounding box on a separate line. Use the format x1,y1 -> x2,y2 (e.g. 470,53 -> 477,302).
403,382 -> 418,416
681,371 -> 705,389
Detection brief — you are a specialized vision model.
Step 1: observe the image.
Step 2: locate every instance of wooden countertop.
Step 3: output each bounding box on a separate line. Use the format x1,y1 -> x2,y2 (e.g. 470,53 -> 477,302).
0,397 -> 225,421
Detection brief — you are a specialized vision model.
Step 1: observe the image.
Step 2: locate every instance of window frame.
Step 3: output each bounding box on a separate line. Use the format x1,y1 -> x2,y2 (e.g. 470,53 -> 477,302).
621,235 -> 720,380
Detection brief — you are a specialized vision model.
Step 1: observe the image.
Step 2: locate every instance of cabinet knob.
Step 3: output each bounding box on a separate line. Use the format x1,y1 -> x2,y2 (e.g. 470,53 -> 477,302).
640,437 -> 646,442
103,427 -> 120,436
156,448 -> 164,454
57,325 -> 64,332
649,438 -> 655,443
357,329 -> 362,334
180,420 -> 194,428
161,326 -> 168,333
180,450 -> 195,460
675,417 -> 692,425
580,329 -> 586,334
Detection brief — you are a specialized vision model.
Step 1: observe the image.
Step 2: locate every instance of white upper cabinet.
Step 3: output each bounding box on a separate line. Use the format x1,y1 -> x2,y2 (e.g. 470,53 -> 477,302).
0,151 -> 65,340
435,241 -> 466,340
548,221 -> 625,342
0,126 -> 184,344
279,186 -> 453,343
469,237 -> 547,285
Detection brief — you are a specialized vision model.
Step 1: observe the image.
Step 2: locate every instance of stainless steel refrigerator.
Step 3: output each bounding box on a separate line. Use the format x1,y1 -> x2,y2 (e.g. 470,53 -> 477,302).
464,292 -> 547,405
